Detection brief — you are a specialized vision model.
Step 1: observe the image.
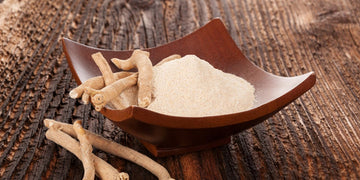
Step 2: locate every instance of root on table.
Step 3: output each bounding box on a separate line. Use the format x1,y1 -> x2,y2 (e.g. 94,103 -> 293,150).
44,119 -> 174,180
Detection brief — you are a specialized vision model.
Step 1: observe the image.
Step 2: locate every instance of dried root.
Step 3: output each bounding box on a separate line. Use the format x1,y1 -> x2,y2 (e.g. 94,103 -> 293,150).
69,72 -> 134,104
45,123 -> 129,180
69,51 -> 181,111
91,52 -> 128,110
85,73 -> 138,111
44,119 -> 174,180
111,50 -> 153,107
73,120 -> 95,180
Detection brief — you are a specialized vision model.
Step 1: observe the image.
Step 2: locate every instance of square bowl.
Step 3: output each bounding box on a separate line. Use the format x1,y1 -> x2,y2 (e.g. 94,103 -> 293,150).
62,19 -> 316,157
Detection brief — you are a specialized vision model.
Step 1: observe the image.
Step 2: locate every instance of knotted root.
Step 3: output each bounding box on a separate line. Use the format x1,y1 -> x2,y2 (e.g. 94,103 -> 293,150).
111,50 -> 153,107
85,73 -> 138,111
69,52 -> 181,111
73,120 -> 95,180
45,123 -> 129,180
69,71 -> 134,104
91,52 -> 127,110
44,119 -> 174,180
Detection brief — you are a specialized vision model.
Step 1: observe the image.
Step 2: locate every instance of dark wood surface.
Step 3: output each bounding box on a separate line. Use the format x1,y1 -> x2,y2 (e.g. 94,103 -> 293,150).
0,0 -> 359,179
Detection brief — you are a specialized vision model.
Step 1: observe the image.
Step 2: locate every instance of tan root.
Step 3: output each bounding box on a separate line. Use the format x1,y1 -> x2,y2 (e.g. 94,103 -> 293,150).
69,52 -> 181,111
45,124 -> 129,180
90,52 -> 128,110
69,71 -> 134,104
73,120 -> 95,180
44,119 -> 174,180
86,73 -> 138,111
111,50 -> 153,107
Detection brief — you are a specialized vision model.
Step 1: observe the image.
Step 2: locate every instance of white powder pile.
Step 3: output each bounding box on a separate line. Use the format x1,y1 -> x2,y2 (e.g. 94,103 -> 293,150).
147,55 -> 255,117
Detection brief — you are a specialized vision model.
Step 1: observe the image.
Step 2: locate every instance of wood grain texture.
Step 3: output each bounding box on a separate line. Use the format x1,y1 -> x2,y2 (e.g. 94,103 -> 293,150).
0,0 -> 359,179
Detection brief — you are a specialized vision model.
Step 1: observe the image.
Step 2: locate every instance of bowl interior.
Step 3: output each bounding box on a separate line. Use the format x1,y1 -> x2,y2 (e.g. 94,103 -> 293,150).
62,18 -> 316,129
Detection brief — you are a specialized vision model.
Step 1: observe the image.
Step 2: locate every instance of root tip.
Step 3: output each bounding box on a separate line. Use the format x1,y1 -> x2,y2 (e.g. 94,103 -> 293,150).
69,90 -> 78,99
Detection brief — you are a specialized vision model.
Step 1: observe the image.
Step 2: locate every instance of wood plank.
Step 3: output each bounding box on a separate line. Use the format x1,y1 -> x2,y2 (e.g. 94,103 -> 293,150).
0,0 -> 359,179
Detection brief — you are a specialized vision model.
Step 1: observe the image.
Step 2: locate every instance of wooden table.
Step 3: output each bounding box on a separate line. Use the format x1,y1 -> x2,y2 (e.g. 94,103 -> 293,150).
0,0 -> 359,179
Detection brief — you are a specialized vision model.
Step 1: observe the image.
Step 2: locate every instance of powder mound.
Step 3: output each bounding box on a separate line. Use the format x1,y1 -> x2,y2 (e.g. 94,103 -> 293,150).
147,55 -> 255,117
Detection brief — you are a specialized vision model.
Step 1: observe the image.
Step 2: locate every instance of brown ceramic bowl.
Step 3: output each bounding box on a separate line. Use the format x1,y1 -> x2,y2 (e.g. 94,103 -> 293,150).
62,19 -> 316,157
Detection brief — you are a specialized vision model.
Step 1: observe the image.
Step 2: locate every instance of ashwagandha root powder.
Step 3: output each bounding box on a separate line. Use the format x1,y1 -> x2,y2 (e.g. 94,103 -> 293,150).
147,55 -> 255,117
